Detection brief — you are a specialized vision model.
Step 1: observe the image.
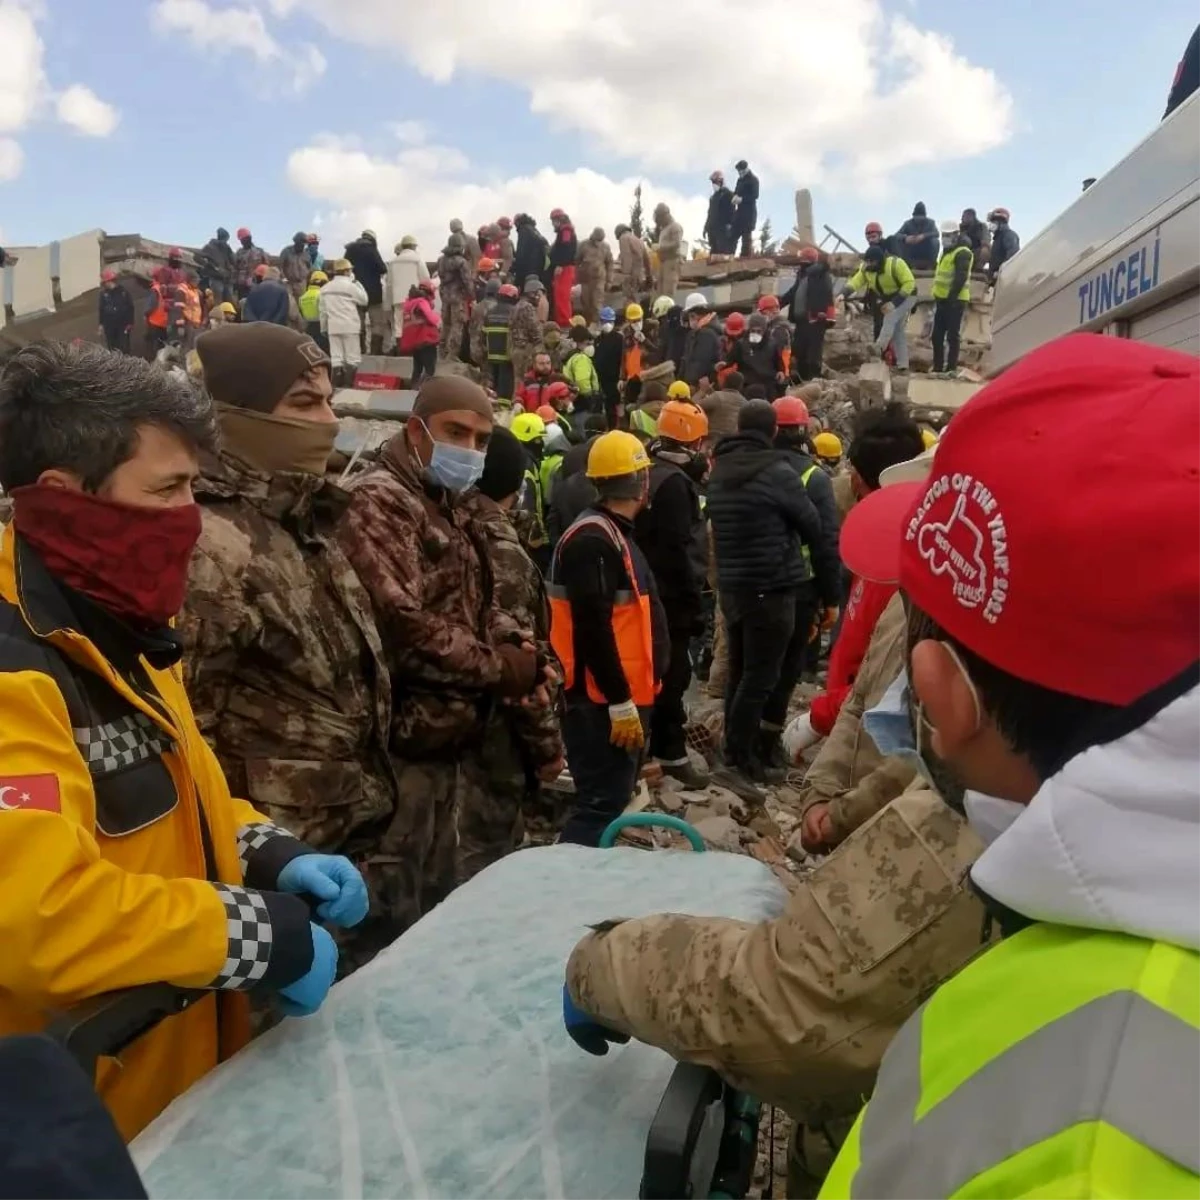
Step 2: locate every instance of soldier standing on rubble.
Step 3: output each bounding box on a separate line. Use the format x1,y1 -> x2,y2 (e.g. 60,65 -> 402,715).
181,323 -> 396,969
615,224 -> 653,308
652,203 -> 684,299
459,428 -> 564,881
233,227 -> 268,300
436,233 -> 474,361
576,228 -> 614,325
338,377 -> 541,931
279,232 -> 312,300
495,216 -> 516,277
509,277 -> 546,385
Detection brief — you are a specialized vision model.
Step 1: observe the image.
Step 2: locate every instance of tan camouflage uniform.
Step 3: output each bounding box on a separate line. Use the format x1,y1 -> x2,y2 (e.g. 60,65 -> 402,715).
567,780 -> 996,1195
179,453 -> 399,970
618,229 -> 653,306
576,230 -> 614,325
436,244 -> 473,360
654,212 -> 684,299
509,297 -> 543,386
798,592 -> 916,844
336,432 -> 524,930
497,233 -> 515,278
457,495 -> 562,881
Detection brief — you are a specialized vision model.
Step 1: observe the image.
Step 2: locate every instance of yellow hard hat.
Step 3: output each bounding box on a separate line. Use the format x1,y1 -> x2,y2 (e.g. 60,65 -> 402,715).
587,429 -> 651,479
309,270 -> 328,284
511,412 -> 547,443
813,431 -> 843,459
920,427 -> 938,450
217,301 -> 237,316
569,314 -> 587,327
667,380 -> 691,400
625,302 -> 644,321
652,295 -> 674,318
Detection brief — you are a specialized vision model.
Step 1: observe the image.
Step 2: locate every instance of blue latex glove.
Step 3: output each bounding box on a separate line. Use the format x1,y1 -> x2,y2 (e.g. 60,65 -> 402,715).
563,984 -> 629,1056
278,924 -> 338,1017
277,854 -> 369,928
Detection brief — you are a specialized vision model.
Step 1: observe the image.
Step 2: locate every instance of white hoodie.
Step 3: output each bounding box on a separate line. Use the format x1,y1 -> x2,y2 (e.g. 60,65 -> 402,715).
972,685 -> 1200,953
318,274 -> 368,336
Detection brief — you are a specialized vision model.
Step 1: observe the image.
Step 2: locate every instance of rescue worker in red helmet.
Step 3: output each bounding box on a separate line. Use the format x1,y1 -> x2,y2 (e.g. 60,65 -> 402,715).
548,209 -> 577,326
233,228 -> 268,300
634,399 -> 711,787
778,247 -> 837,381
98,269 -> 134,354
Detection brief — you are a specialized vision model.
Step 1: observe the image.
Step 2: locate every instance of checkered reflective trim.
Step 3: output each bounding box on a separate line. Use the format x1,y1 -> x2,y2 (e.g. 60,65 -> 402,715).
236,821 -> 290,876
73,712 -> 173,775
210,883 -> 273,990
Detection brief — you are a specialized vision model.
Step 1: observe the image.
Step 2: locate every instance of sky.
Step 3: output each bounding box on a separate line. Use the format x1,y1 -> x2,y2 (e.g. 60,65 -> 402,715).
1,0 -> 1195,258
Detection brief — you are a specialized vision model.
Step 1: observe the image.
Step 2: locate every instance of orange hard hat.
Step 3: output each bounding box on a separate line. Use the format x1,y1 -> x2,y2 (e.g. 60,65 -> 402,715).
757,294 -> 780,313
724,312 -> 747,336
536,404 -> 559,424
773,395 -> 810,427
798,246 -> 819,264
236,227 -> 251,240
657,399 -> 709,444
477,257 -> 498,273
254,263 -> 269,279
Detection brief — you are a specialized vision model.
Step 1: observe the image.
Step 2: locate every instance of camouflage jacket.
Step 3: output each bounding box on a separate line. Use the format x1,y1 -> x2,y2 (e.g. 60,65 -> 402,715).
567,780 -> 995,1126
800,592 -> 916,843
436,251 -> 473,304
509,299 -> 543,353
180,453 -> 397,853
468,301 -> 489,367
337,431 -> 519,758
233,244 -> 269,292
466,495 -> 562,773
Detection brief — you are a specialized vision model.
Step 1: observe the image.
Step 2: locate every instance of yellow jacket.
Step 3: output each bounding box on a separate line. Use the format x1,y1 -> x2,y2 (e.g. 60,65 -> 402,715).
0,525 -> 315,1140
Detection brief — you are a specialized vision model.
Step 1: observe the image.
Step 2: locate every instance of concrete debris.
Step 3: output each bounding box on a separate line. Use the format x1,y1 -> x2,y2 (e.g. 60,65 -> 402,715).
690,815 -> 745,853
856,360 -> 893,408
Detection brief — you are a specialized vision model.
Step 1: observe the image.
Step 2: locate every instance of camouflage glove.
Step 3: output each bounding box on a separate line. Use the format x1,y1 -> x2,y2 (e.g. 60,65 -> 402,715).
607,701 -> 644,751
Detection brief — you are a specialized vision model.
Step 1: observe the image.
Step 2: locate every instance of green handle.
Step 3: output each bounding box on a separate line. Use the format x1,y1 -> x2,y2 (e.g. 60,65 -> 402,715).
598,813 -> 706,852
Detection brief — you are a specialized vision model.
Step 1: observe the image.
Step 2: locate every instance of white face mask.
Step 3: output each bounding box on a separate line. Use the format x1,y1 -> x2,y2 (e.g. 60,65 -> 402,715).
600,322 -> 614,333
583,344 -> 595,358
631,320 -> 643,333
748,333 -> 763,344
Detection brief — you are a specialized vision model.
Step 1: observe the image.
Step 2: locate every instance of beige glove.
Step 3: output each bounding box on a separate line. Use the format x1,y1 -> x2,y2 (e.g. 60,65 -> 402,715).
608,701 -> 645,752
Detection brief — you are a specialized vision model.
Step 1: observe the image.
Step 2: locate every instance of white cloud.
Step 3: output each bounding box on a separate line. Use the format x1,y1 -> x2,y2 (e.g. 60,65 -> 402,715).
55,84 -> 119,137
150,0 -> 326,94
0,1 -> 120,180
287,134 -> 709,260
272,0 -> 1013,188
0,138 -> 23,182
389,120 -> 428,146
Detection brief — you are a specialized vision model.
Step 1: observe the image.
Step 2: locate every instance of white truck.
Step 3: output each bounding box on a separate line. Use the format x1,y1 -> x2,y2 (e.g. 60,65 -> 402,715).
990,89 -> 1199,371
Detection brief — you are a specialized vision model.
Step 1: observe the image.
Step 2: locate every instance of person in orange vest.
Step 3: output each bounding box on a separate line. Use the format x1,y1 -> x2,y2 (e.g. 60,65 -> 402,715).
620,301 -> 645,388
548,431 -> 669,845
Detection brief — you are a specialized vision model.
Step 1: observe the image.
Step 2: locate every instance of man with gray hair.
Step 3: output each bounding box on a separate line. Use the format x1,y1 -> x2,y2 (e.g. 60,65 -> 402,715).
0,342 -> 352,1139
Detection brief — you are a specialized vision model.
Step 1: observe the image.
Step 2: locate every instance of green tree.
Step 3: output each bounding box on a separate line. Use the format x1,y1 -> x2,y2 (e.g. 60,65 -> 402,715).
758,218 -> 778,256
630,183 -> 645,239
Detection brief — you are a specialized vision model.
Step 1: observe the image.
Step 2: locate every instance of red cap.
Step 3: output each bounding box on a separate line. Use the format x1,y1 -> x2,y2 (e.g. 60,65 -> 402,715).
840,334 -> 1200,705
724,312 -> 746,336
756,294 -> 780,313
168,246 -> 182,258
100,269 -> 116,282
550,207 -> 566,220
236,227 -> 251,240
772,395 -> 810,427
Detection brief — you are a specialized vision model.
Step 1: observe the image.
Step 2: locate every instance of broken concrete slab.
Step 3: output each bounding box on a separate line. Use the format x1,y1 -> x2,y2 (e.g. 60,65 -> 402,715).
690,815 -> 744,853
905,376 -> 983,411
856,361 -> 893,408
332,388 -> 416,419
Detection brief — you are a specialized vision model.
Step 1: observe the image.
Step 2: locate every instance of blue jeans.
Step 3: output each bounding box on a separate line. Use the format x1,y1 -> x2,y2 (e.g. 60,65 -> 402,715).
876,294 -> 917,368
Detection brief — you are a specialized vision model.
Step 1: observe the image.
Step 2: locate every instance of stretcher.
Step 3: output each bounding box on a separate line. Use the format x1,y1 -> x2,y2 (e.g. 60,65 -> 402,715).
59,818 -> 785,1199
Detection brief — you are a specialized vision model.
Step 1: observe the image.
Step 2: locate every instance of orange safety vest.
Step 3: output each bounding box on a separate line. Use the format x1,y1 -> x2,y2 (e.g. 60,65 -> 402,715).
180,283 -> 202,328
547,512 -> 658,707
622,343 -> 643,381
146,282 -> 168,329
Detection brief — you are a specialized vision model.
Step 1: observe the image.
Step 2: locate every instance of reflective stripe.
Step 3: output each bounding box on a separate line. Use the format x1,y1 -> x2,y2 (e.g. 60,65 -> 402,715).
853,990 -> 1200,1198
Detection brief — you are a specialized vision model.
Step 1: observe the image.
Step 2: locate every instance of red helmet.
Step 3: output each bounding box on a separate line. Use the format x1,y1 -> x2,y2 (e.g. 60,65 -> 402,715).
550,207 -> 566,220
418,278 -> 436,294
168,246 -> 182,259
498,216 -> 513,231
100,269 -> 116,282
498,282 -> 519,299
724,311 -> 747,336
236,227 -> 251,240
536,404 -> 559,424
773,395 -> 810,427
254,263 -> 269,279
756,294 -> 780,313
798,246 -> 819,264
544,381 -> 571,406
989,206 -> 1011,222
864,221 -> 883,238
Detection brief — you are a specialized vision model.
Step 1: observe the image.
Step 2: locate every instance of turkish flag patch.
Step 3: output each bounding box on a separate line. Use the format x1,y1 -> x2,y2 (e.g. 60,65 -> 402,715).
0,774 -> 61,813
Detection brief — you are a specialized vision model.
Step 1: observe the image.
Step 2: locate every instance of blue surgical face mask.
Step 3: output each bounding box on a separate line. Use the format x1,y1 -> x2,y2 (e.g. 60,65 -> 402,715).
419,420 -> 486,493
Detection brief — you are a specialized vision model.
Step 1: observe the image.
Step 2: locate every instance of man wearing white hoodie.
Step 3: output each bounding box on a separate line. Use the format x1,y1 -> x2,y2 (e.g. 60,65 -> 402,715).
319,258 -> 369,388
821,333 -> 1199,1197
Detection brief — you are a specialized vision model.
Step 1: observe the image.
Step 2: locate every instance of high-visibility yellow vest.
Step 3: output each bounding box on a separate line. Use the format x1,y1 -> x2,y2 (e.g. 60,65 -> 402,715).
846,255 -> 915,299
931,246 -> 974,302
820,924 -> 1200,1198
800,461 -> 818,573
298,285 -> 322,322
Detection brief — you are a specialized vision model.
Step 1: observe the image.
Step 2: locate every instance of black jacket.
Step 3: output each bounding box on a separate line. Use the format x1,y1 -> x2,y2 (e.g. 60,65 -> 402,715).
196,237 -> 236,284
547,440 -> 597,548
733,170 -> 759,235
988,224 -> 1021,281
779,262 -> 835,323
729,332 -> 785,398
959,217 -> 989,256
98,285 -> 134,333
594,329 -> 623,398
634,447 -> 707,632
656,306 -> 687,370
705,187 -> 735,245
344,238 -> 388,305
896,216 -> 940,269
681,320 -> 723,387
707,430 -> 823,595
552,507 -> 669,705
513,225 -> 549,290
548,224 -> 577,271
778,445 -> 841,606
242,280 -> 292,325
1165,24 -> 1199,118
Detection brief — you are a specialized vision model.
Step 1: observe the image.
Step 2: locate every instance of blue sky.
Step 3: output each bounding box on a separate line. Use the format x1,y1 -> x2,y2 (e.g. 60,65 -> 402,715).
2,0 -> 1195,257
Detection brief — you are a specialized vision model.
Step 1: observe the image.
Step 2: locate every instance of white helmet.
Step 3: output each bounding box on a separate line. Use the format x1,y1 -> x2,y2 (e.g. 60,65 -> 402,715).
939,219 -> 959,236
683,292 -> 708,313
